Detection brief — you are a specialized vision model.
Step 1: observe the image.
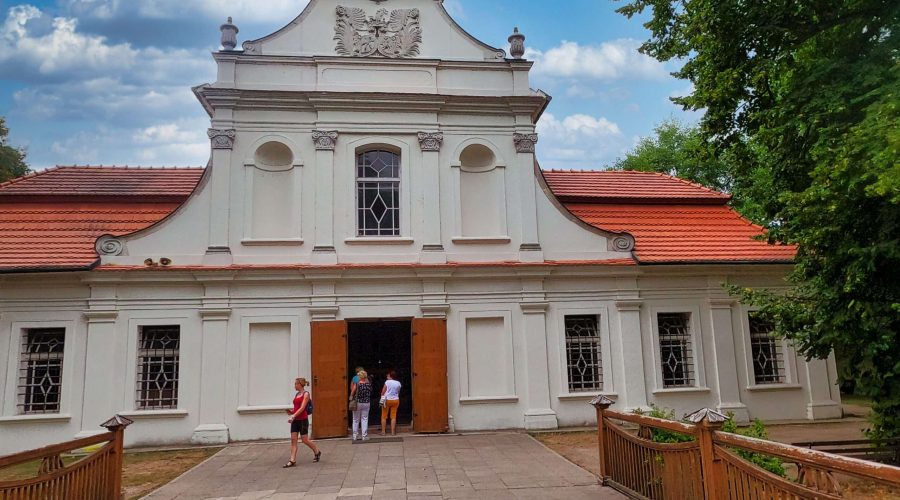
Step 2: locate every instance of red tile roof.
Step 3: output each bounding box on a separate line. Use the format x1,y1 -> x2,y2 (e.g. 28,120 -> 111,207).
542,170 -> 730,203
0,166 -> 202,272
0,202 -> 185,271
0,166 -> 203,200
542,170 -> 795,263
566,203 -> 796,263
0,166 -> 794,272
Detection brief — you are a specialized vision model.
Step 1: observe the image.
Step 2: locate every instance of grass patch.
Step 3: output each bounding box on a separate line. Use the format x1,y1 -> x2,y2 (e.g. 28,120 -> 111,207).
842,394 -> 874,407
0,447 -> 222,500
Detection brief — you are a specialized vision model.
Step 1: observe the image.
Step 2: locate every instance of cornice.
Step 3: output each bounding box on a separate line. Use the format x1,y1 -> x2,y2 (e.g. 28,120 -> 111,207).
196,88 -> 546,115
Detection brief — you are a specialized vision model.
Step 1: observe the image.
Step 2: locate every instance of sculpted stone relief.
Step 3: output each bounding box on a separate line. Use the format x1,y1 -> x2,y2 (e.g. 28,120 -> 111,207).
334,6 -> 422,58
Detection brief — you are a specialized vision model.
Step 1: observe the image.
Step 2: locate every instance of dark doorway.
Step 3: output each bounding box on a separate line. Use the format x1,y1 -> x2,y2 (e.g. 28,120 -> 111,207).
347,320 -> 413,427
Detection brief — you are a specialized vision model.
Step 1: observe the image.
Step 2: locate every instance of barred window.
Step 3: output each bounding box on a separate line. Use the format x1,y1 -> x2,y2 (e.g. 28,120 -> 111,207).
658,313 -> 695,388
564,315 -> 603,392
749,313 -> 785,384
357,150 -> 401,237
136,325 -> 180,410
17,328 -> 66,414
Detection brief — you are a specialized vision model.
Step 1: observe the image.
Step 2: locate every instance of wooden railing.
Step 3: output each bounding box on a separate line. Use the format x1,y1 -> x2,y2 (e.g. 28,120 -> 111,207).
0,415 -> 133,500
591,397 -> 900,499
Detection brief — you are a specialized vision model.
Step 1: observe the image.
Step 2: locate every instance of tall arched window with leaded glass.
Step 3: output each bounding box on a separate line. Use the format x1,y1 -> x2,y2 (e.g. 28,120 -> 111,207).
356,149 -> 401,237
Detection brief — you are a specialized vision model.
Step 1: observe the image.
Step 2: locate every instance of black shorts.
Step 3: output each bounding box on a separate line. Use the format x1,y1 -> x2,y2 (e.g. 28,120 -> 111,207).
291,419 -> 309,435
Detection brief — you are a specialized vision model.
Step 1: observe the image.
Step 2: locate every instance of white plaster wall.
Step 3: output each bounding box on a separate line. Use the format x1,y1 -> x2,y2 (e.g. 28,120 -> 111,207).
0,266 -> 839,454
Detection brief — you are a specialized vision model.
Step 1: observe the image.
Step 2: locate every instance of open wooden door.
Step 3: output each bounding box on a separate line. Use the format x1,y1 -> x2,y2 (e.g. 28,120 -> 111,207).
310,320 -> 348,439
411,318 -> 449,433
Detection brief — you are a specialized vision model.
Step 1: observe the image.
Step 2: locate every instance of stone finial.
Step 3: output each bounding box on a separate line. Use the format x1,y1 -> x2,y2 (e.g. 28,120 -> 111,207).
508,27 -> 525,60
312,130 -> 339,151
417,132 -> 444,152
220,17 -> 239,51
513,133 -> 538,153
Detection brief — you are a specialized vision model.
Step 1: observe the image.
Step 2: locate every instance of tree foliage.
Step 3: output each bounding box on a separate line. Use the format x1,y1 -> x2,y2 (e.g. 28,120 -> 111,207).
0,117 -> 29,183
613,118 -> 768,220
614,118 -> 730,190
618,0 -> 900,437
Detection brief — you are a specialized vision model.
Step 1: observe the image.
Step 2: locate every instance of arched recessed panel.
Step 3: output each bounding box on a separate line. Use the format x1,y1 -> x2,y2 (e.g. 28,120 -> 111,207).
459,144 -> 495,171
457,143 -> 507,239
254,141 -> 294,169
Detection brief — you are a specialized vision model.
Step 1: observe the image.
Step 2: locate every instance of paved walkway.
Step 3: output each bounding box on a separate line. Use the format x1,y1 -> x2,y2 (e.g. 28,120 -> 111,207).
145,433 -> 626,499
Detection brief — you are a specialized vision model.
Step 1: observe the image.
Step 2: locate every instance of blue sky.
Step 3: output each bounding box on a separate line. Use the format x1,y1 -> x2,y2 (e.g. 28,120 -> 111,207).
0,0 -> 697,171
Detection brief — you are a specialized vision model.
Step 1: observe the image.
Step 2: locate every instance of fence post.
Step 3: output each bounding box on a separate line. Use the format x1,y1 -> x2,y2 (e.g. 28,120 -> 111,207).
590,395 -> 615,484
100,415 -> 134,500
686,408 -> 727,499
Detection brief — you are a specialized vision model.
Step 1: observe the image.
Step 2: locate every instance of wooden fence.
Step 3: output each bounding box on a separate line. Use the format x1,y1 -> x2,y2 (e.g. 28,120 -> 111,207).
591,396 -> 900,499
0,415 -> 132,500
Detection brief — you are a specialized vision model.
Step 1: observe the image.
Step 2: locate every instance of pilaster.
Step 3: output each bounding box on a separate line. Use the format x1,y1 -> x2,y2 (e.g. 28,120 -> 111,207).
614,300 -> 649,411
519,300 -> 558,430
418,132 -> 446,263
206,125 -> 236,263
707,299 -> 749,422
312,130 -> 338,265
192,282 -> 232,444
77,309 -> 119,438
805,358 -> 842,420
513,133 -> 542,262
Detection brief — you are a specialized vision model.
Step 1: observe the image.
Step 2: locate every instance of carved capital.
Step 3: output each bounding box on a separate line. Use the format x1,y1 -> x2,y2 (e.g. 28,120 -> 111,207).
513,133 -> 538,153
95,235 -> 125,256
312,130 -> 339,151
417,132 -> 443,152
208,129 -> 236,150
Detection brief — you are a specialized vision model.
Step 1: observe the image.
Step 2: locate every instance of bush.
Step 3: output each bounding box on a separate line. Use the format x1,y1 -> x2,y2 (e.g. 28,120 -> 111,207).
722,416 -> 787,477
634,405 -> 695,443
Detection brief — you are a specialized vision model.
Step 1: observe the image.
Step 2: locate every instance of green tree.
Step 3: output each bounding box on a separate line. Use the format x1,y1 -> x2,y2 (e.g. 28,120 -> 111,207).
0,117 -> 29,183
614,118 -> 730,190
613,119 -> 769,220
617,0 -> 900,437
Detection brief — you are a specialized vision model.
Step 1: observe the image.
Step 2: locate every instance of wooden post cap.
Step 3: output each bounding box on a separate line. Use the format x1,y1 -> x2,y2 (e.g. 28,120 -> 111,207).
589,395 -> 615,409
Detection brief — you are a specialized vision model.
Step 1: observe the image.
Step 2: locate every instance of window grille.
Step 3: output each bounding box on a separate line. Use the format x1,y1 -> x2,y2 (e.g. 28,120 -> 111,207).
136,325 -> 180,410
564,315 -> 603,392
356,150 -> 401,237
749,313 -> 785,384
658,313 -> 695,387
17,328 -> 65,414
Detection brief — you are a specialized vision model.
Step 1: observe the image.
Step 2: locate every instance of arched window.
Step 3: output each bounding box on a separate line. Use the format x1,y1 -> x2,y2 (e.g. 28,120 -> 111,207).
356,149 -> 401,237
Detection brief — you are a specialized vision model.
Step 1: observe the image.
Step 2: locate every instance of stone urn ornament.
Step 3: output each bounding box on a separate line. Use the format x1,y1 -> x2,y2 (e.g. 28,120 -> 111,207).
220,17 -> 239,51
508,27 -> 525,60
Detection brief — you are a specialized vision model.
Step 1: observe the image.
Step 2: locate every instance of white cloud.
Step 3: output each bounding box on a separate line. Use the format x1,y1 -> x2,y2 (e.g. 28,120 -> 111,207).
528,39 -> 667,82
61,0 -> 309,23
538,113 -> 622,144
536,113 -> 628,169
0,6 -> 137,77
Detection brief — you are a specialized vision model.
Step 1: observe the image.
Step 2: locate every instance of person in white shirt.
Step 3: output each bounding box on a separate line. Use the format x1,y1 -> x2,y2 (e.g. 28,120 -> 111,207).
380,370 -> 402,436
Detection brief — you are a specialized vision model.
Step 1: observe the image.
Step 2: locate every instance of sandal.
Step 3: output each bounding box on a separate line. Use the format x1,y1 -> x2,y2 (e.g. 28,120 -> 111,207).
313,451 -> 322,463
282,461 -> 296,468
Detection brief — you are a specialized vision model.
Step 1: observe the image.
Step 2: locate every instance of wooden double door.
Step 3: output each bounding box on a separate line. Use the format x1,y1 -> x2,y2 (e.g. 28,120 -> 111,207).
310,318 -> 449,439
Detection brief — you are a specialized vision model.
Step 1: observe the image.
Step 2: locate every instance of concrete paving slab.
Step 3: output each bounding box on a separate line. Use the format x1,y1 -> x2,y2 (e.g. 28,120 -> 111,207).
144,433 -> 626,499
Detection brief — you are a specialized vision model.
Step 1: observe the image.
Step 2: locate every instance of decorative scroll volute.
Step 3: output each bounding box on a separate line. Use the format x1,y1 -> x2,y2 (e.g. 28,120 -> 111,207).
513,133 -> 538,153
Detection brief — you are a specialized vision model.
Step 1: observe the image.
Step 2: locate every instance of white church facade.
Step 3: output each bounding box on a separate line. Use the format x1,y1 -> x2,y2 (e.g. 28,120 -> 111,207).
0,0 -> 842,454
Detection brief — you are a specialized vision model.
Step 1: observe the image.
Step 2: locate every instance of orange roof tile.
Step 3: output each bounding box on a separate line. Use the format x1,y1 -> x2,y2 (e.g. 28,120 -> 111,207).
565,203 -> 796,263
0,202 -> 184,271
0,166 -> 203,199
0,166 -> 794,272
542,170 -> 730,203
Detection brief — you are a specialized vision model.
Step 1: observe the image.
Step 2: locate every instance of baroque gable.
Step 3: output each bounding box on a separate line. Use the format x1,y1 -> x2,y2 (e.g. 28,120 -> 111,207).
240,0 -> 505,61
